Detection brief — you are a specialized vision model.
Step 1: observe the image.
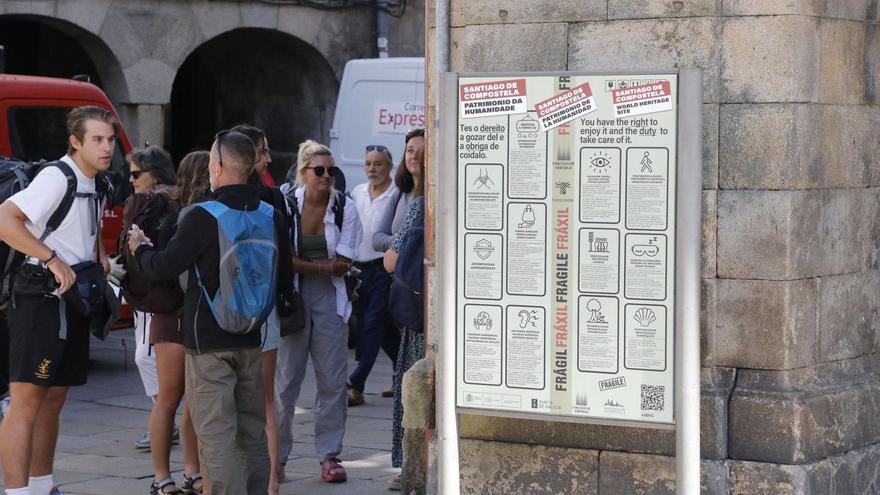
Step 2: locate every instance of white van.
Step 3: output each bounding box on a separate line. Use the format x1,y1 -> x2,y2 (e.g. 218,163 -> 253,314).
329,57 -> 425,188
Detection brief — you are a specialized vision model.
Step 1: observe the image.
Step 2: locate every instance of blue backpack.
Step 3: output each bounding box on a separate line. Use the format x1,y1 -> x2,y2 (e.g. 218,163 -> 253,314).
389,226 -> 425,333
194,200 -> 278,335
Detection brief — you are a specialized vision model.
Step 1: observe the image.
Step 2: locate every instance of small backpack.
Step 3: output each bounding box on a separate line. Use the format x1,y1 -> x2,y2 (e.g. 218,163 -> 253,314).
388,226 -> 425,333
194,200 -> 278,334
119,191 -> 184,314
0,157 -> 111,309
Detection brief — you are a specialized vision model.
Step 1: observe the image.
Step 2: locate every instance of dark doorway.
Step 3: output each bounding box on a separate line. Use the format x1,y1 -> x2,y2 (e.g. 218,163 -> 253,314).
170,28 -> 338,183
0,16 -> 102,86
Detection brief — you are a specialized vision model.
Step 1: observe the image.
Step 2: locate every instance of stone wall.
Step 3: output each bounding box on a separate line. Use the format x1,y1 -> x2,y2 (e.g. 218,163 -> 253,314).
424,1 -> 880,493
0,0 -> 425,149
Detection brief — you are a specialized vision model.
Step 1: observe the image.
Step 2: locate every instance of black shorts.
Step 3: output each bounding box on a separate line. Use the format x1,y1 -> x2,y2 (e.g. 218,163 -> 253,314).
8,293 -> 90,387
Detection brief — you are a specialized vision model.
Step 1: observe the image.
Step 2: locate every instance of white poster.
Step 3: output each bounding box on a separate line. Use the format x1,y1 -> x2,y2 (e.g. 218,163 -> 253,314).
456,73 -> 678,426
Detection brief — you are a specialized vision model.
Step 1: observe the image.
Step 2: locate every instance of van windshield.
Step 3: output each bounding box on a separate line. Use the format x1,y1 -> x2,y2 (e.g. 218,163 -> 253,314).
7,106 -> 127,175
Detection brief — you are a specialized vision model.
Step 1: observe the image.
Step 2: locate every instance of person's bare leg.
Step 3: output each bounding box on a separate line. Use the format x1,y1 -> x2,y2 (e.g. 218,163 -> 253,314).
0,382 -> 49,488
262,349 -> 280,495
29,386 -> 68,476
181,403 -> 203,492
150,342 -> 185,485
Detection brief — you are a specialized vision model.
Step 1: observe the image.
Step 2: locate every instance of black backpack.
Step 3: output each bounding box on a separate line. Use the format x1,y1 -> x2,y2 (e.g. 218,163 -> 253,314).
388,225 -> 424,332
0,157 -> 111,310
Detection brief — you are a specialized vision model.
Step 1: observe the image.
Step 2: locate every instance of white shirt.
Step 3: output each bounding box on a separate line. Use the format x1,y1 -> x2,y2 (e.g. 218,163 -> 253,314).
287,185 -> 362,323
9,155 -> 98,265
351,181 -> 398,262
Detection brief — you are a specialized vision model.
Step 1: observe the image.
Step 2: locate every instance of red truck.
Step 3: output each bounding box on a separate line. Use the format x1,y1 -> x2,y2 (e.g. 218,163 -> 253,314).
0,73 -> 134,323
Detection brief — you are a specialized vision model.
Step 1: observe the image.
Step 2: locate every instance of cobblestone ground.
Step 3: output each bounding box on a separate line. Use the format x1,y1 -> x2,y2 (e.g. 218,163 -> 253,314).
0,328 -> 399,494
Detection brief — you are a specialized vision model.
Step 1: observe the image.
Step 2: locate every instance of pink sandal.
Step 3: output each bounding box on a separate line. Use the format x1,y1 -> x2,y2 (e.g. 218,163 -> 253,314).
320,457 -> 347,483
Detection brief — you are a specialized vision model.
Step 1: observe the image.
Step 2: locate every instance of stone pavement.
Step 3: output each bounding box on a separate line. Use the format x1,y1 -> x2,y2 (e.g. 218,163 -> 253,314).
0,329 -> 399,494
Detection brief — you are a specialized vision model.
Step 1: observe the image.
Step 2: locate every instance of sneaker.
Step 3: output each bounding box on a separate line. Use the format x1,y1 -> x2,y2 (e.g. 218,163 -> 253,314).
347,388 -> 365,407
135,431 -> 151,450
49,485 -> 64,495
388,473 -> 401,491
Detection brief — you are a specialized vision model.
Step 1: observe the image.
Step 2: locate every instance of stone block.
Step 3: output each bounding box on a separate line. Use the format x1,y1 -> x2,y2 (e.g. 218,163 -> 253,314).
720,17 -> 819,103
702,103 -> 719,189
822,0 -> 871,19
598,452 -> 729,495
714,278 -> 818,370
122,58 -> 176,104
728,460 -> 814,494
57,0 -> 113,34
240,1 -> 279,29
450,0 -> 604,26
721,0 -> 821,16
459,439 -> 599,494
99,8 -> 147,68
701,190 -> 716,278
191,1 -> 241,41
609,0 -> 720,19
867,24 -> 880,103
717,189 -> 880,279
718,104 -> 821,190
820,20 -> 866,104
401,356 -> 436,430
449,23 -> 568,73
460,369 -> 732,459
116,103 -> 165,148
816,105 -> 880,187
278,7 -> 373,76
3,0 -> 54,16
700,279 -> 717,366
817,270 -> 880,362
147,5 -> 203,68
569,18 -> 720,102
402,428 -> 427,494
729,355 -> 880,463
389,0 -> 426,57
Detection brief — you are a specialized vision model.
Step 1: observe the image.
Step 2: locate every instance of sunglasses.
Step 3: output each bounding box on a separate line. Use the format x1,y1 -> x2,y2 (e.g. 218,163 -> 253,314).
406,127 -> 425,141
130,170 -> 147,179
303,165 -> 337,177
215,130 -> 231,166
366,144 -> 393,161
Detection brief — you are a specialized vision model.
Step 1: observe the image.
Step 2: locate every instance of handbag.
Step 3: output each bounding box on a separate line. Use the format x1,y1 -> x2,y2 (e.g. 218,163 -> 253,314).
64,260 -> 107,318
279,282 -> 306,337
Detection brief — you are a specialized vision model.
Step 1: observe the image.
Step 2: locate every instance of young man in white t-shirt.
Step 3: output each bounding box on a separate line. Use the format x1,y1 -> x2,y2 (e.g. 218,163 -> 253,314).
0,106 -> 118,495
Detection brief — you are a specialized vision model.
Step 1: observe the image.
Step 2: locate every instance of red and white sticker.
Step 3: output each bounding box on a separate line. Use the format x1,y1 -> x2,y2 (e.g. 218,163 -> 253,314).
534,82 -> 597,131
460,79 -> 528,119
611,81 -> 673,118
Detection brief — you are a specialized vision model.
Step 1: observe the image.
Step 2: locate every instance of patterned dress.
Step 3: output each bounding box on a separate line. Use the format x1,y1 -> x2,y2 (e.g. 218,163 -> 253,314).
391,197 -> 425,468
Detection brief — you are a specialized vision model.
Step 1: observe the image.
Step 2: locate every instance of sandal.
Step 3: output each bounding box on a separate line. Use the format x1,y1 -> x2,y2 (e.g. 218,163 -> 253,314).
181,473 -> 203,495
320,457 -> 347,483
150,478 -> 184,495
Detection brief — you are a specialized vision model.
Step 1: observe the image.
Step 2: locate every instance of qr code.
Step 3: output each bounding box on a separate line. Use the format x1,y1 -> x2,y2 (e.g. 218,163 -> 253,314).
640,385 -> 665,411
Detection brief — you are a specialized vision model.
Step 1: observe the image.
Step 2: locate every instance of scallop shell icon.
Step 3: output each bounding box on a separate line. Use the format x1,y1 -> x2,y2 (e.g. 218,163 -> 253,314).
634,307 -> 656,327
473,238 -> 494,260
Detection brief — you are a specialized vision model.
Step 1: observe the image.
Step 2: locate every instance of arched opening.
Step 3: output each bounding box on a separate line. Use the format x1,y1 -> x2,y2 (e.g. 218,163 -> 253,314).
0,15 -> 128,102
170,28 -> 338,182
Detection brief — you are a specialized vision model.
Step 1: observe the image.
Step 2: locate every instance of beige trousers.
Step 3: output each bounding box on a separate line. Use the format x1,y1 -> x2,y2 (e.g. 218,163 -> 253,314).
185,348 -> 269,495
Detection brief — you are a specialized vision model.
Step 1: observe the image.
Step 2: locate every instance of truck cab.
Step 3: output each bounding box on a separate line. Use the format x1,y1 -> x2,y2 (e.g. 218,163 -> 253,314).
0,74 -> 133,255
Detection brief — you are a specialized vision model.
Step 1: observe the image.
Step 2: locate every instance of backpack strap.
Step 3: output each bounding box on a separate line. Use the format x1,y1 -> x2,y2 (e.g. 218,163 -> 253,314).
39,161 -> 78,241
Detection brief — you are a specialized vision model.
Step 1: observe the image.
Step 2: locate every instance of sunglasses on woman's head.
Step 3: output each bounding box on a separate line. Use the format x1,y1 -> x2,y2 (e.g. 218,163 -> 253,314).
405,127 -> 425,140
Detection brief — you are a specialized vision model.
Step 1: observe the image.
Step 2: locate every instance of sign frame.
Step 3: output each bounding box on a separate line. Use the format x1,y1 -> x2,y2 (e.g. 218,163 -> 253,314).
440,70 -> 701,431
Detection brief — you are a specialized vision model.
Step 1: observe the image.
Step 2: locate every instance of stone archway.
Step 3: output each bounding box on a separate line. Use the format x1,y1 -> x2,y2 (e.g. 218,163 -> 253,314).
0,14 -> 128,102
169,27 -> 339,181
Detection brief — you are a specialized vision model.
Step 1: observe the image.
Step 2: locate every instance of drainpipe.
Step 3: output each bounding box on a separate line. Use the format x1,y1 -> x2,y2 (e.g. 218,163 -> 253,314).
376,0 -> 389,58
433,0 -> 459,493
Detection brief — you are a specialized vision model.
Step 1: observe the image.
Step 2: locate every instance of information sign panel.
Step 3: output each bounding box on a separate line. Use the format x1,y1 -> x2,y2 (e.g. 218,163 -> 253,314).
455,73 -> 678,425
